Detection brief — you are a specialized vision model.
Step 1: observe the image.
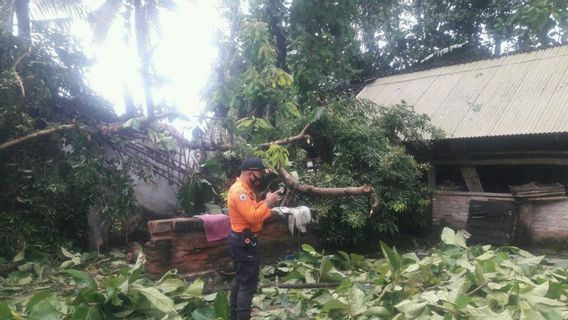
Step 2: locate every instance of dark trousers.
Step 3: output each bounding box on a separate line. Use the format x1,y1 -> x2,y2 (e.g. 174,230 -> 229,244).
229,242 -> 260,320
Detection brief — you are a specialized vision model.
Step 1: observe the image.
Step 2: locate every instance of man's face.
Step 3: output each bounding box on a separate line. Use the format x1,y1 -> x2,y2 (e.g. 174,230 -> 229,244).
248,170 -> 265,189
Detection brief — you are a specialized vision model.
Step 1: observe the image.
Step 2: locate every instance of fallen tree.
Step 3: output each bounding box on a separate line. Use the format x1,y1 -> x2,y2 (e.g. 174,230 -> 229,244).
0,11 -> 440,255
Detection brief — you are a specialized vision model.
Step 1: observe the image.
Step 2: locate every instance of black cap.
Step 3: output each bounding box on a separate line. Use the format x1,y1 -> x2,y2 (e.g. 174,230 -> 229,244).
240,157 -> 265,171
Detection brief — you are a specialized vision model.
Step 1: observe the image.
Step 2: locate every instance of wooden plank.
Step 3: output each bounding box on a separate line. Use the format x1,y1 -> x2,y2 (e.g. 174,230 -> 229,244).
460,165 -> 484,192
435,191 -> 513,198
529,196 -> 568,201
466,200 -> 516,245
428,167 -> 436,189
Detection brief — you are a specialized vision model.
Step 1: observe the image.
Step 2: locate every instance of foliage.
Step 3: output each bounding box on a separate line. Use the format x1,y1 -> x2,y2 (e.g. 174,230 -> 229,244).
204,4 -> 442,246
4,229 -> 568,319
0,30 -> 142,256
254,228 -> 568,319
297,97 -> 438,246
0,247 -> 230,319
178,159 -> 226,215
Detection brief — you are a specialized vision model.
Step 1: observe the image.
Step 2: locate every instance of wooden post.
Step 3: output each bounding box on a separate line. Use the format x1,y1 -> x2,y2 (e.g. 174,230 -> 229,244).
450,141 -> 484,192
514,201 -> 534,245
428,166 -> 436,189
460,165 -> 484,192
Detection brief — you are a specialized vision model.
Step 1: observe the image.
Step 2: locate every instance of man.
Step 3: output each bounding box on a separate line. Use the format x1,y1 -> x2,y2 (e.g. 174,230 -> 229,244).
227,157 -> 281,320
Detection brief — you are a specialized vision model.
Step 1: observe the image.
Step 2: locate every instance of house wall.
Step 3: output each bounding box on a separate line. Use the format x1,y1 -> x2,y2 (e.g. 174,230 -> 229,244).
533,200 -> 568,241
432,191 -> 568,242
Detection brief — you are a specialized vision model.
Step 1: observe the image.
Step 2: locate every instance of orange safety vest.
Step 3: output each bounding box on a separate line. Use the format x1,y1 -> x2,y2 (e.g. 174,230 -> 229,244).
227,177 -> 271,233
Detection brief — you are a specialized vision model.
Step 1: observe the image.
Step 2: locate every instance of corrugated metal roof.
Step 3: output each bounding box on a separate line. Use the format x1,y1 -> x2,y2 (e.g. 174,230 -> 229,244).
357,46 -> 568,139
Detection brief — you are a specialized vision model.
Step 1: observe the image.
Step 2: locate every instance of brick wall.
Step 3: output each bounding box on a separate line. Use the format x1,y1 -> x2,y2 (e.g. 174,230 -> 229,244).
144,215 -> 317,279
532,200 -> 568,241
432,191 -> 514,229
433,191 -> 568,243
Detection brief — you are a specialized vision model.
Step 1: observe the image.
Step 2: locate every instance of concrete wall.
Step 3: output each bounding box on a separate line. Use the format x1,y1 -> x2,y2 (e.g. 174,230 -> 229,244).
432,191 -> 568,243
132,174 -> 180,216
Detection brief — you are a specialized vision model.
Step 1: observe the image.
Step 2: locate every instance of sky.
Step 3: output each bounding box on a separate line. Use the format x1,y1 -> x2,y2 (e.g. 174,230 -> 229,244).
74,0 -> 224,132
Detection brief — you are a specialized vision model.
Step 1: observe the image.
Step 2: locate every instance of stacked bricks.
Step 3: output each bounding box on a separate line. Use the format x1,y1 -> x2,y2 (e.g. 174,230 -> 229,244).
145,215 -> 317,279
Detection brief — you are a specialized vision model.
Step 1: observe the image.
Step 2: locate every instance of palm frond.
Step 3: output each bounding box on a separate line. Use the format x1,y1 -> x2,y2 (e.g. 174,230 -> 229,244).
31,17 -> 73,34
88,0 -> 123,42
31,0 -> 89,20
0,0 -> 15,32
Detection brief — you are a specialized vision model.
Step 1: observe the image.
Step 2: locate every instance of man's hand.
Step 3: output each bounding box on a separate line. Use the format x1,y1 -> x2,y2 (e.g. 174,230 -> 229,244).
265,189 -> 282,208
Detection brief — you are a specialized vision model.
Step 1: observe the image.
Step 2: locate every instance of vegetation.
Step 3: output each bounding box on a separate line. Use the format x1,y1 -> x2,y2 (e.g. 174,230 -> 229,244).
0,29 -> 148,256
2,229 -> 568,319
2,0 -> 568,264
0,247 -> 231,319
254,228 -> 568,319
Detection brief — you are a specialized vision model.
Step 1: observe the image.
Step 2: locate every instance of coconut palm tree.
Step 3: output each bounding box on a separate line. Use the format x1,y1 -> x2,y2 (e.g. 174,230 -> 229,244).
3,0 -> 87,43
90,0 -> 177,119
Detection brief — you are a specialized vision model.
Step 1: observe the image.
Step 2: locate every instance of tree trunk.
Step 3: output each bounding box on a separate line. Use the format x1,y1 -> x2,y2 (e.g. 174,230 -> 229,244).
134,0 -> 155,119
123,82 -> 138,119
494,34 -> 502,56
14,0 -> 30,43
266,0 -> 288,71
0,0 -> 15,33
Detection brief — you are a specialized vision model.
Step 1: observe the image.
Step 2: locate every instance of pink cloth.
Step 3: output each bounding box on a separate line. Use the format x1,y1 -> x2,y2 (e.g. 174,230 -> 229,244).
195,213 -> 231,242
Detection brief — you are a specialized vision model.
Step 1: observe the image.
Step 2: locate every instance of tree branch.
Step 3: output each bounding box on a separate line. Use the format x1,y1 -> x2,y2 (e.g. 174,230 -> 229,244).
0,124 -> 76,151
0,112 -> 178,151
13,46 -> 32,97
173,121 -> 313,151
277,167 -> 380,215
258,121 -> 312,149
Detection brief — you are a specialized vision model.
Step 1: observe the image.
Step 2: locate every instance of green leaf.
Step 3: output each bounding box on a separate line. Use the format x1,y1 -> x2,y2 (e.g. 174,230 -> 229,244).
349,286 -> 367,315
181,278 -> 204,299
157,277 -> 185,294
0,303 -> 13,319
214,290 -> 230,320
59,260 -> 74,269
61,269 -> 96,290
395,300 -> 427,319
281,102 -> 301,118
27,291 -> 53,310
13,249 -> 25,263
192,308 -> 216,320
321,299 -> 348,312
380,241 -> 401,274
301,244 -> 318,256
28,295 -> 62,320
319,256 -> 333,282
364,306 -> 391,317
309,107 -> 324,123
130,284 -> 175,313
71,304 -> 103,320
61,247 -> 75,259
441,227 -> 467,248
456,293 -> 470,309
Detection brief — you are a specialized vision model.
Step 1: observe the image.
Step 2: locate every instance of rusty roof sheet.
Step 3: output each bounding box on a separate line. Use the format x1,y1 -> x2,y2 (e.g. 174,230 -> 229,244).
357,46 -> 568,139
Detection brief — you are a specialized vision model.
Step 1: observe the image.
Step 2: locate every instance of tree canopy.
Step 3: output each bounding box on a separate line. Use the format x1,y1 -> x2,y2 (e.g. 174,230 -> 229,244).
1,0 -> 567,254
